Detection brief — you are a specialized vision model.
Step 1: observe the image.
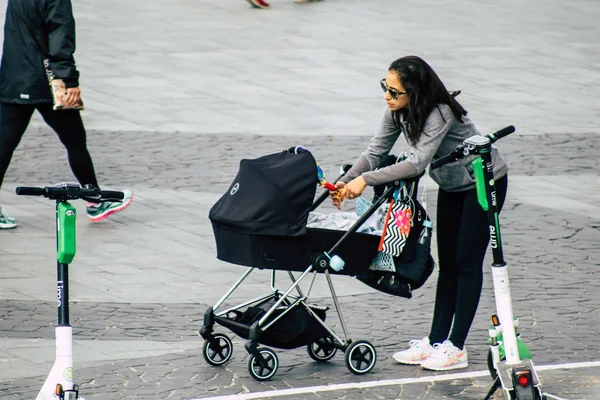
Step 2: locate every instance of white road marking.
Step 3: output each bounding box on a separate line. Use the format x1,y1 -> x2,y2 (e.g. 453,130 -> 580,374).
542,394 -> 572,400
193,360 -> 600,400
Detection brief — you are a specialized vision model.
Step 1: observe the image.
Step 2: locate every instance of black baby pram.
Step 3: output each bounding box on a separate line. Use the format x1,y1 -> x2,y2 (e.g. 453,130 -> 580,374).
200,148 -> 434,381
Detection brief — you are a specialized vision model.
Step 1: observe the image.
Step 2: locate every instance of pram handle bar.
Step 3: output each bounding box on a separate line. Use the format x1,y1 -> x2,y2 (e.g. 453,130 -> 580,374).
309,162 -> 402,269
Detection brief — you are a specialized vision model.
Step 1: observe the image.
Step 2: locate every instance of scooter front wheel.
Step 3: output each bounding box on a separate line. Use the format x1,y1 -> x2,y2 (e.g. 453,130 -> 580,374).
510,388 -> 542,400
510,389 -> 539,400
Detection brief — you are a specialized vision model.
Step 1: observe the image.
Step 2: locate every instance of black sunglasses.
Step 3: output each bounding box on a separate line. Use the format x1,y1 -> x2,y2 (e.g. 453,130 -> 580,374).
380,79 -> 407,100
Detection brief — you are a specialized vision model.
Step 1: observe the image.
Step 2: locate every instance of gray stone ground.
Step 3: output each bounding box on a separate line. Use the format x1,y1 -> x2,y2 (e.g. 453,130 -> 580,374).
1,0 -> 600,399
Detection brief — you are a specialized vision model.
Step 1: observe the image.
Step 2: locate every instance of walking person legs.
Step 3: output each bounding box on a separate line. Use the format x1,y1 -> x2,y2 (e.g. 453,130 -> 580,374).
0,103 -> 36,228
36,104 -> 133,222
36,104 -> 99,188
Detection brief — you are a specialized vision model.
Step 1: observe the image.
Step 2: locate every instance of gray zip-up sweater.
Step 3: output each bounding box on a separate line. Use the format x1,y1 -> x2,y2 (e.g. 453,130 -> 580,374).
341,104 -> 508,192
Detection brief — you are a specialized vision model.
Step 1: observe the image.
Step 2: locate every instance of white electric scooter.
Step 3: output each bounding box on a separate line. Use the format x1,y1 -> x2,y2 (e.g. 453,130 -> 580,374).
16,183 -> 124,400
430,126 -> 545,400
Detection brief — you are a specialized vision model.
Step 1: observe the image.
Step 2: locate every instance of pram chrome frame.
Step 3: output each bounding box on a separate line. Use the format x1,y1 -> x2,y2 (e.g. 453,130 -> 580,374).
210,267 -> 350,350
200,170 -> 400,381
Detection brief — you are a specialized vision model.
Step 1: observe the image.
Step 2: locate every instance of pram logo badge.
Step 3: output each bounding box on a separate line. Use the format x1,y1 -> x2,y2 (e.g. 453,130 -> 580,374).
230,183 -> 240,195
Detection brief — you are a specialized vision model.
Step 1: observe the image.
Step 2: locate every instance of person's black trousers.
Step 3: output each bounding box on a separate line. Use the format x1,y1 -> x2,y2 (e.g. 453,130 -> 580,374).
0,102 -> 98,188
429,175 -> 508,349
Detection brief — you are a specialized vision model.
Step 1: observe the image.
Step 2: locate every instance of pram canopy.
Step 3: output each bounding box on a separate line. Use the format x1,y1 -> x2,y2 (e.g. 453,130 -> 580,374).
209,150 -> 318,237
209,149 -> 381,275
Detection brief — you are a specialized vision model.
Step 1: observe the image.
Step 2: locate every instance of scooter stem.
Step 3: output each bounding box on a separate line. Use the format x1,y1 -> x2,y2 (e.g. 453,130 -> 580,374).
491,266 -> 520,365
473,144 -> 521,366
37,326 -> 74,399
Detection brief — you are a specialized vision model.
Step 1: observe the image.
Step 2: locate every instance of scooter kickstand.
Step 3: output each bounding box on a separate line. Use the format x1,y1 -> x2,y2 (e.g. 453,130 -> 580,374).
483,376 -> 501,400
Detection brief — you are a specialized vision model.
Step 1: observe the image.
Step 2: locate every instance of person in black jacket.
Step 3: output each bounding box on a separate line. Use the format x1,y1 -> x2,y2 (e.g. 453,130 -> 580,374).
0,0 -> 132,228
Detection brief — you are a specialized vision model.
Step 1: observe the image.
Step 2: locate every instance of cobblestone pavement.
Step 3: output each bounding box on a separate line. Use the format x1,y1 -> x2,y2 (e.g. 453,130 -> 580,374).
1,0 -> 600,399
3,130 -> 599,193
1,236 -> 599,400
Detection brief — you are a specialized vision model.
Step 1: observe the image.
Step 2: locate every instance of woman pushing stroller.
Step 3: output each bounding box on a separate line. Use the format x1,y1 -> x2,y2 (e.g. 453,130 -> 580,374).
332,55 -> 509,371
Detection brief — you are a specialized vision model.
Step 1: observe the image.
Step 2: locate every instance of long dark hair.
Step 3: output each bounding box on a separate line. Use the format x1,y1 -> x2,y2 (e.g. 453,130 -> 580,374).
389,56 -> 467,144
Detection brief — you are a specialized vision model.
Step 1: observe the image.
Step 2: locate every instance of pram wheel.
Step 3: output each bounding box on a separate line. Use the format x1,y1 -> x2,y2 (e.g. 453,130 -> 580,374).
248,347 -> 279,381
307,336 -> 337,362
344,340 -> 377,375
203,334 -> 233,366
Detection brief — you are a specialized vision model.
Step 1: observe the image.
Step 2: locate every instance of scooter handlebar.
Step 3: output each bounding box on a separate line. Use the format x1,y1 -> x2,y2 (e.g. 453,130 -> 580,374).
16,185 -> 125,202
15,187 -> 46,196
430,153 -> 460,170
430,125 -> 516,171
99,190 -> 124,200
486,125 -> 515,142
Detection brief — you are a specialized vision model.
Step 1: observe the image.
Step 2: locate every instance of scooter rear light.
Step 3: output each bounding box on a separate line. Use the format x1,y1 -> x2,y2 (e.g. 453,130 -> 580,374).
517,374 -> 531,387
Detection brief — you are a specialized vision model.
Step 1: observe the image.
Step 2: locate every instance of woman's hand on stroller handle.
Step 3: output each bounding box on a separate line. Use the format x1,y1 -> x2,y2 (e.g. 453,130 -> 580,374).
330,176 -> 368,209
343,176 -> 367,200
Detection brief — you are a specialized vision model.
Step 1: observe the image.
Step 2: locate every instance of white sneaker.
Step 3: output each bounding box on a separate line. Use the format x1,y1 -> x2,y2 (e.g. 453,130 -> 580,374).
392,337 -> 434,365
421,340 -> 468,371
